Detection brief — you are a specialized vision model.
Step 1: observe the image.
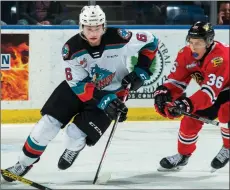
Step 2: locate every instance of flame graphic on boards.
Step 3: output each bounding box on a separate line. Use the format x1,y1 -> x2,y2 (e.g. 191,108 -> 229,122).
1,42 -> 29,100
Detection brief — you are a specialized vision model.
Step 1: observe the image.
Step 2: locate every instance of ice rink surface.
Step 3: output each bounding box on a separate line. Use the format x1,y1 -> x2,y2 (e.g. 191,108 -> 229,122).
1,121 -> 229,189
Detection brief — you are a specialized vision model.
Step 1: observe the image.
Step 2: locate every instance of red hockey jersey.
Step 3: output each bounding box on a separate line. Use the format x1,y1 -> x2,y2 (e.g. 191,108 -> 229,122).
164,41 -> 229,112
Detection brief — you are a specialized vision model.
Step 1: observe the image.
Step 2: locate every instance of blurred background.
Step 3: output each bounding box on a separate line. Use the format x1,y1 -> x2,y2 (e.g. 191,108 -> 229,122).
1,1 -> 229,26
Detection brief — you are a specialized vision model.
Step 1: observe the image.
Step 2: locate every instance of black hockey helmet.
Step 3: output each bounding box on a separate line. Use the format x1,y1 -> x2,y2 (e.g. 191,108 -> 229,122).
186,21 -> 215,45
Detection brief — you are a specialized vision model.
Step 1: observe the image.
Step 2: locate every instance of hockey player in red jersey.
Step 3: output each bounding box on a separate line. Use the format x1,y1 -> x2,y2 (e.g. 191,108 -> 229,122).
153,21 -> 229,171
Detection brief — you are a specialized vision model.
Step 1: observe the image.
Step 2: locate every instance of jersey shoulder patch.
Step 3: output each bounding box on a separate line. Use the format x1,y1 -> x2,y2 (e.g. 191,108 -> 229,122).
62,44 -> 70,59
117,28 -> 132,40
211,56 -> 224,67
104,27 -> 132,45
62,34 -> 85,60
206,44 -> 226,68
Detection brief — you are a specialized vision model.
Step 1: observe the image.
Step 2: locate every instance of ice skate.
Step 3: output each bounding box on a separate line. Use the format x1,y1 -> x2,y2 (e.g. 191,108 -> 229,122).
1,158 -> 39,182
158,153 -> 190,172
58,149 -> 82,170
211,146 -> 229,173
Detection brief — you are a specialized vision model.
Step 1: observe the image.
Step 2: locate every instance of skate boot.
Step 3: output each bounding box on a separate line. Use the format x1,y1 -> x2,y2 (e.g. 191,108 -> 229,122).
1,158 -> 40,182
211,146 -> 229,172
58,149 -> 82,170
158,153 -> 191,172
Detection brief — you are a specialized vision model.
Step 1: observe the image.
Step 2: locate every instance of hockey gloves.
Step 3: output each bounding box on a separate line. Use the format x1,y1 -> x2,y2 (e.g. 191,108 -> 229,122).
153,85 -> 172,117
164,97 -> 193,119
97,94 -> 128,122
122,67 -> 150,91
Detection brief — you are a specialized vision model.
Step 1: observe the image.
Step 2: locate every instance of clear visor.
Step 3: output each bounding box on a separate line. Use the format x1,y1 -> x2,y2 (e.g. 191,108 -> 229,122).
186,36 -> 207,49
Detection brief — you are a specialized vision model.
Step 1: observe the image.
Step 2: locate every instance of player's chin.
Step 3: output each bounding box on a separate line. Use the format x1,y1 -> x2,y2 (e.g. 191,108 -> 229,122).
89,38 -> 100,45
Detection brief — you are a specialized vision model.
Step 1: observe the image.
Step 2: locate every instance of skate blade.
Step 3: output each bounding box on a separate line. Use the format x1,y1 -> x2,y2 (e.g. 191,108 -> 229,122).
157,166 -> 183,172
210,167 -> 217,173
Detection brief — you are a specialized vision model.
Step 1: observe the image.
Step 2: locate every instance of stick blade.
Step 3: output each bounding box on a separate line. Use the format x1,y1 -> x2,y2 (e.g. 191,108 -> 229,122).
95,173 -> 111,185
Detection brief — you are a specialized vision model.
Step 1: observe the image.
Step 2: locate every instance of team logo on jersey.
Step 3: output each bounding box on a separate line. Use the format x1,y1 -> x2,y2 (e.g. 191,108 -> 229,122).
128,39 -> 172,99
62,44 -> 70,59
191,71 -> 204,85
211,57 -> 223,67
117,29 -> 132,40
91,64 -> 115,89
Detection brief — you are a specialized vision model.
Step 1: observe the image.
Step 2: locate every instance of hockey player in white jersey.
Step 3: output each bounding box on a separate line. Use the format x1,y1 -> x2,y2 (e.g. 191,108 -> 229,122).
2,5 -> 159,182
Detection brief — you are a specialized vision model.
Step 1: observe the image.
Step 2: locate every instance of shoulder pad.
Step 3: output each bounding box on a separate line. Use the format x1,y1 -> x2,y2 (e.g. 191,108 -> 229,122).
104,27 -> 132,44
62,34 -> 85,60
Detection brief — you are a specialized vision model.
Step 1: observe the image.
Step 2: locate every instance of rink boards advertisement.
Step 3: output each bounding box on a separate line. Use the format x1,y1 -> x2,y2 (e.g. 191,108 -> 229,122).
1,34 -> 29,101
1,26 -> 229,123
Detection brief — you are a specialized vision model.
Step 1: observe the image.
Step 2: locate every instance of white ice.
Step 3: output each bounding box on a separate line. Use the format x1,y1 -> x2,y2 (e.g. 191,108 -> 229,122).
1,121 -> 229,189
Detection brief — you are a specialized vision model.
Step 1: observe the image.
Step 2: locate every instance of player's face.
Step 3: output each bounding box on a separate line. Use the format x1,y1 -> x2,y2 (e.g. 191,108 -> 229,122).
188,38 -> 207,59
83,25 -> 104,46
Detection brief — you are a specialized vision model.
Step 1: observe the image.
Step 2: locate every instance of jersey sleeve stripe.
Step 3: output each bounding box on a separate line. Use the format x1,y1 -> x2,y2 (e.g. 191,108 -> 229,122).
139,37 -> 158,52
140,48 -> 158,60
201,85 -> 217,103
164,79 -> 187,91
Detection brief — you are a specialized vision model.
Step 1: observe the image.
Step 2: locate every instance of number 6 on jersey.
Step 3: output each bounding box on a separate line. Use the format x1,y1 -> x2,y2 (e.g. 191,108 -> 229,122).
136,33 -> 147,42
65,67 -> 73,81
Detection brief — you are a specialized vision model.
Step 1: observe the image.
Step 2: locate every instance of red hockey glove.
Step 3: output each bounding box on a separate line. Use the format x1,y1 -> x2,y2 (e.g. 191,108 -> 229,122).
164,97 -> 193,119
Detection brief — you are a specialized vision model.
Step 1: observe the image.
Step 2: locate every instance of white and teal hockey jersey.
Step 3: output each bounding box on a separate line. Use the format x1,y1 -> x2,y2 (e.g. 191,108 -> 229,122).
62,27 -> 158,102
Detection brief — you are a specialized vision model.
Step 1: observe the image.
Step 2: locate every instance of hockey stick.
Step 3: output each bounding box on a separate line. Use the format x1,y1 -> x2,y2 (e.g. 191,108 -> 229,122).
93,84 -> 131,185
180,110 -> 229,128
1,169 -> 52,190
